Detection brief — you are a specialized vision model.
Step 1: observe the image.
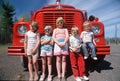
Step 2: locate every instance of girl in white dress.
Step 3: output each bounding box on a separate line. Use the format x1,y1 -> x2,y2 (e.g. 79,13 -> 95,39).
24,21 -> 40,81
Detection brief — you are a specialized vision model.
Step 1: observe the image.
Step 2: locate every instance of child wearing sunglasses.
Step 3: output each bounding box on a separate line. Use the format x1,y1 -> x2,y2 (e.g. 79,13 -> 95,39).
39,25 -> 53,81
52,17 -> 69,81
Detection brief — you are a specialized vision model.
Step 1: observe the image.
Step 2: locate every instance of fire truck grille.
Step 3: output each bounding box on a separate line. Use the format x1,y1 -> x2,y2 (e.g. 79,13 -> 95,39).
43,12 -> 74,33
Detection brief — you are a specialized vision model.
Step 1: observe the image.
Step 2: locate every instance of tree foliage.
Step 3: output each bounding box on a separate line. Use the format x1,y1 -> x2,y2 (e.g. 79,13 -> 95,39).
0,0 -> 15,43
1,1 -> 15,31
21,13 -> 30,21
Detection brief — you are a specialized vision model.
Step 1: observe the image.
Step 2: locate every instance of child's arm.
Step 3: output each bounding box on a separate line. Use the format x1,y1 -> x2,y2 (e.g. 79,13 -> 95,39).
76,43 -> 82,49
69,46 -> 73,52
93,39 -> 96,45
24,33 -> 28,56
92,34 -> 96,45
63,29 -> 69,44
59,29 -> 69,48
48,38 -> 54,45
31,33 -> 40,54
69,46 -> 78,52
80,32 -> 84,43
52,29 -> 60,45
41,38 -> 51,45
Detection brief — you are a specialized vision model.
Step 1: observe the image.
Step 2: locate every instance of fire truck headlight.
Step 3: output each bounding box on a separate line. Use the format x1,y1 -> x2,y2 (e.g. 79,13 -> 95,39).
18,25 -> 27,34
91,25 -> 100,34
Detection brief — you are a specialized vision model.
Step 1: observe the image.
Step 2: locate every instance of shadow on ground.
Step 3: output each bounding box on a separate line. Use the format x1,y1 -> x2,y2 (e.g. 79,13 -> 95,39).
85,59 -> 113,76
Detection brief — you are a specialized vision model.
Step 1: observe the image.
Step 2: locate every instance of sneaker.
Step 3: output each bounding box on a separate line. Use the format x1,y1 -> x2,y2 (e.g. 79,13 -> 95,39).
56,77 -> 61,81
47,75 -> 52,81
84,56 -> 88,59
75,77 -> 82,81
29,76 -> 33,81
34,74 -> 39,81
61,77 -> 66,81
39,75 -> 45,81
93,57 -> 98,60
80,76 -> 89,80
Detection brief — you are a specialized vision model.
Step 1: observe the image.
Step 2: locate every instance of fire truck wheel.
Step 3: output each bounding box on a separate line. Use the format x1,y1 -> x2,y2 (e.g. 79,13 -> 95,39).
22,56 -> 28,71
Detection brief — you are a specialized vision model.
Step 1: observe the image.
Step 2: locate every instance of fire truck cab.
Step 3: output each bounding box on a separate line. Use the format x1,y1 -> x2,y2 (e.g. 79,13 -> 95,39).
8,0 -> 110,68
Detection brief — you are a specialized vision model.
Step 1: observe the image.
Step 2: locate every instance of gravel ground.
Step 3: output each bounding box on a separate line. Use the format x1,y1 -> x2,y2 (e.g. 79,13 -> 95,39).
0,45 -> 120,81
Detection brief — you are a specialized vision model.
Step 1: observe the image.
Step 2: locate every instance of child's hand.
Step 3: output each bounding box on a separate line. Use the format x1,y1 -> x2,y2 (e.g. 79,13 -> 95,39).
69,47 -> 73,52
31,49 -> 37,55
45,38 -> 51,43
69,47 -> 77,52
72,48 -> 78,52
59,42 -> 65,48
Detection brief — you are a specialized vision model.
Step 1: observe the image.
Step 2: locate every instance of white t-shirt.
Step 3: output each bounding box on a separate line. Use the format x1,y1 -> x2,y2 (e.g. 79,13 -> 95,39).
26,31 -> 37,49
80,31 -> 94,43
69,35 -> 82,52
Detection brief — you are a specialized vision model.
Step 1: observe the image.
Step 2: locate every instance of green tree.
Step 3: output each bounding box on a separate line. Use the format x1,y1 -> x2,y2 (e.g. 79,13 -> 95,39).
21,13 -> 30,21
0,0 -> 3,27
1,0 -> 15,43
0,0 -> 3,9
13,17 -> 18,23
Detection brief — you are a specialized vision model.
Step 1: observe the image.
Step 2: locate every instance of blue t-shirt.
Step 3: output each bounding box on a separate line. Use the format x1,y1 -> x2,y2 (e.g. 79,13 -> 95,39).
40,35 -> 53,51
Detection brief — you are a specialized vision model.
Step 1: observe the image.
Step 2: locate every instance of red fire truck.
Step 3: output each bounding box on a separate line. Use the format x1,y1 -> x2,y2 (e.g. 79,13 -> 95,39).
8,0 -> 110,68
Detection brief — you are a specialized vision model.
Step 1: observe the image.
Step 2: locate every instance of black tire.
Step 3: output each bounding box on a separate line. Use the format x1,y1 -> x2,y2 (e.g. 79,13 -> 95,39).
22,56 -> 28,71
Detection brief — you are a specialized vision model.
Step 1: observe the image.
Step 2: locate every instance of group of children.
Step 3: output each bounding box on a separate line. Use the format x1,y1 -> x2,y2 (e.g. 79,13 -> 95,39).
24,17 -> 98,81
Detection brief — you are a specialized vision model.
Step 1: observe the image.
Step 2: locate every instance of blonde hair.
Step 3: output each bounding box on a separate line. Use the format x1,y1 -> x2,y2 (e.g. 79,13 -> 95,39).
83,21 -> 91,30
71,26 -> 79,34
30,21 -> 38,30
56,17 -> 64,26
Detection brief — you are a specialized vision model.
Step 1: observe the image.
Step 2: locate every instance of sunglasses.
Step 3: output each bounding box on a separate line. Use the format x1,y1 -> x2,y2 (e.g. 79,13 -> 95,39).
72,30 -> 78,34
44,29 -> 51,32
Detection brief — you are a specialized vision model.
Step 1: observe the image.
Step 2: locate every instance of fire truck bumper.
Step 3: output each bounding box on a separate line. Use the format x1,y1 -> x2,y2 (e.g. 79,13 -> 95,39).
8,46 -> 26,56
96,45 -> 110,55
8,45 -> 110,56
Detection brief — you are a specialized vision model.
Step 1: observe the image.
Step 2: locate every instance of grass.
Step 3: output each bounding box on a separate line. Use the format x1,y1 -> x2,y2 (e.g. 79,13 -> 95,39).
0,43 -> 11,52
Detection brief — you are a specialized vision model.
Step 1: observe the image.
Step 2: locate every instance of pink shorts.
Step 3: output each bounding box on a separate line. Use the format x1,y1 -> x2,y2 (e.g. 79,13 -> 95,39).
54,43 -> 69,56
40,49 -> 53,57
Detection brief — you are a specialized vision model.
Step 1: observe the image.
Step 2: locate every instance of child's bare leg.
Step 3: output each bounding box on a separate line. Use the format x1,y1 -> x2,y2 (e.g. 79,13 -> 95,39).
56,56 -> 61,78
28,56 -> 33,79
33,56 -> 39,78
62,55 -> 66,77
47,56 -> 52,76
41,57 -> 46,76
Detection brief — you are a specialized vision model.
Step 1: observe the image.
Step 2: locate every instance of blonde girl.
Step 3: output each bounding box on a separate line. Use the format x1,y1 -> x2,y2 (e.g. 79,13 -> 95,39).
24,21 -> 40,81
52,17 -> 69,81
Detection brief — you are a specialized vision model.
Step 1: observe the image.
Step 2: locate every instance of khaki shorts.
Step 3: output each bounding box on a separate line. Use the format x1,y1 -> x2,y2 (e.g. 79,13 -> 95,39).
27,49 -> 38,57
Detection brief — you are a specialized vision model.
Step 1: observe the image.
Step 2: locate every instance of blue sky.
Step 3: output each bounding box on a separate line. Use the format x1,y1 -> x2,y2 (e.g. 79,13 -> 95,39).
6,0 -> 120,38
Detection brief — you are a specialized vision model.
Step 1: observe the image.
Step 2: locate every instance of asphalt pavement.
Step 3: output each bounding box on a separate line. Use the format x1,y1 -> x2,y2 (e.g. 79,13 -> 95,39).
0,45 -> 120,81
